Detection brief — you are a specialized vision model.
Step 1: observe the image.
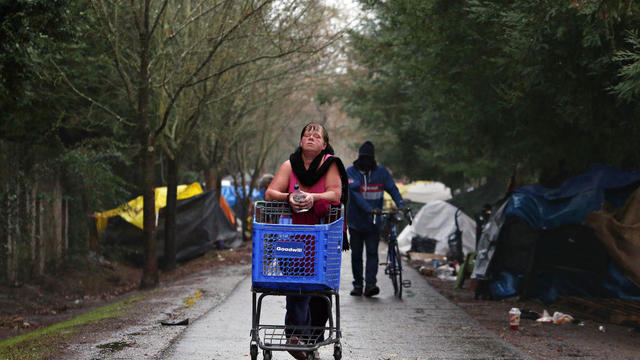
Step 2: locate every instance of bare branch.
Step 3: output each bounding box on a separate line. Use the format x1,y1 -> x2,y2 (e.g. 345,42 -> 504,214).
51,60 -> 132,126
153,0 -> 276,137
149,0 -> 169,36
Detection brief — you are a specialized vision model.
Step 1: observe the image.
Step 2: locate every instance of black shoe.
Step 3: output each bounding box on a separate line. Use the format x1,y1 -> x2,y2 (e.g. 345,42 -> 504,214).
350,286 -> 363,296
364,285 -> 380,297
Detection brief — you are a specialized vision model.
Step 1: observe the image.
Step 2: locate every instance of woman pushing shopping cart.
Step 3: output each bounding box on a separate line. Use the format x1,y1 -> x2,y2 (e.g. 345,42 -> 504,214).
250,123 -> 349,360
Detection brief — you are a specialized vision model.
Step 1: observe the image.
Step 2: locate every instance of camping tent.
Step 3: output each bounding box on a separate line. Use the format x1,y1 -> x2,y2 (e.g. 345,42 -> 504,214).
97,186 -> 240,265
403,181 -> 452,204
94,182 -> 236,231
221,180 -> 261,207
383,181 -> 452,206
94,182 -> 204,235
472,164 -> 640,302
397,200 -> 476,256
447,180 -> 509,218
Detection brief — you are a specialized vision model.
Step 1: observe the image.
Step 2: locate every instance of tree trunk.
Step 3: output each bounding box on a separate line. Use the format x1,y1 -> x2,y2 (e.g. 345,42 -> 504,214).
205,166 -> 218,191
53,177 -> 63,264
39,178 -> 63,274
37,193 -> 44,276
87,189 -> 99,250
1,186 -> 8,283
164,155 -> 178,271
138,6 -> 158,288
140,144 -> 158,288
4,184 -> 15,283
240,196 -> 252,242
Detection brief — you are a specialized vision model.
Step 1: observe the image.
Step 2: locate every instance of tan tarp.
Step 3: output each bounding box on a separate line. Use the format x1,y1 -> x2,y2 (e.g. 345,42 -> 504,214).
585,186 -> 640,287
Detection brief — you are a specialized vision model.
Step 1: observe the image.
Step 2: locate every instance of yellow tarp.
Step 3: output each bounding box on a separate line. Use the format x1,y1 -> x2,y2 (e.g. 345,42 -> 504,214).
94,182 -> 203,236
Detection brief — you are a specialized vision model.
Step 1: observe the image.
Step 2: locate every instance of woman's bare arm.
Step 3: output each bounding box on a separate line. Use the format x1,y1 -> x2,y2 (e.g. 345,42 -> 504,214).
265,160 -> 291,201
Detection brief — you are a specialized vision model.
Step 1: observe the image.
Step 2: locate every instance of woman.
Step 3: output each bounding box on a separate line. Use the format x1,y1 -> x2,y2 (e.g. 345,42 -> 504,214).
265,122 -> 347,359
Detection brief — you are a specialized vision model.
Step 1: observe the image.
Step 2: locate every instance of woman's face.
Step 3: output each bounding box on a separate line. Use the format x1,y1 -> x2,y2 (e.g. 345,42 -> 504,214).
300,128 -> 326,154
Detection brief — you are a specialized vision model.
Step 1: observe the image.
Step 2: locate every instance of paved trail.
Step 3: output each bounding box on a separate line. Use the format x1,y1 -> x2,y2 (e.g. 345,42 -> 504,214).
162,248 -> 529,360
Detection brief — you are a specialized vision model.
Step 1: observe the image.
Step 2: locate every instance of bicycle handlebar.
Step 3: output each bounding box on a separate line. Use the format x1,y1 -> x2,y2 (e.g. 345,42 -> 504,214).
371,207 -> 412,226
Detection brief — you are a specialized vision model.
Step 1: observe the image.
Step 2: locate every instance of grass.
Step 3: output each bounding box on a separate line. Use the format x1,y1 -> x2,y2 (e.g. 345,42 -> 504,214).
0,294 -> 144,360
182,289 -> 203,308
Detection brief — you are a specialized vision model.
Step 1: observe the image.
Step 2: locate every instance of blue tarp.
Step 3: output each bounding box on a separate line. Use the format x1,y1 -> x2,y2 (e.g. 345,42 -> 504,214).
506,164 -> 640,229
520,260 -> 640,304
221,185 -> 261,207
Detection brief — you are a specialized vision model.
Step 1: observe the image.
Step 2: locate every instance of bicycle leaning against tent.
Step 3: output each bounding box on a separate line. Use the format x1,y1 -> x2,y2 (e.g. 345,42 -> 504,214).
373,207 -> 413,298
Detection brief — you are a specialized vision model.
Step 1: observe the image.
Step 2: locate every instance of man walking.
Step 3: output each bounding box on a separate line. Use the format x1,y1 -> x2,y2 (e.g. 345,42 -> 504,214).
346,141 -> 405,297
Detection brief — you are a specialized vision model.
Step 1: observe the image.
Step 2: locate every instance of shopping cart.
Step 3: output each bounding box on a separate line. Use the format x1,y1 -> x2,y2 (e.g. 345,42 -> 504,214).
250,201 -> 343,360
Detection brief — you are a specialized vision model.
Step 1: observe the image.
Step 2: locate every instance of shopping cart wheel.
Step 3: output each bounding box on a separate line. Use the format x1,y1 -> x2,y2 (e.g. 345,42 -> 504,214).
263,349 -> 272,360
250,344 -> 258,360
334,343 -> 342,360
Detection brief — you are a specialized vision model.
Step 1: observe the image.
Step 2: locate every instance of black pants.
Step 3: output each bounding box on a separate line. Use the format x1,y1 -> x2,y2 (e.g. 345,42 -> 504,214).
349,228 -> 380,288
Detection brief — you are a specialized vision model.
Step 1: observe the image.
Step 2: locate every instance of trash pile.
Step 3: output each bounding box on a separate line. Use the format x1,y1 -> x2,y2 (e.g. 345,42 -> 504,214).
507,307 -> 581,330
411,252 -> 460,282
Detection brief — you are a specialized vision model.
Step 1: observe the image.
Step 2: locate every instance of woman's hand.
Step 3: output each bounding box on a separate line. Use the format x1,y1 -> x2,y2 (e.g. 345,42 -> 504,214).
289,191 -> 314,213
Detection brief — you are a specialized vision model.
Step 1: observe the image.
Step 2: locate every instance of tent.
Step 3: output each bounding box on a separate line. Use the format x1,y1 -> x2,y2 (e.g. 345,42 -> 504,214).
383,180 -> 452,205
403,181 -> 452,204
94,182 -> 204,235
221,181 -> 261,207
94,182 -> 236,231
96,186 -> 240,265
447,180 -> 509,218
471,164 -> 640,302
397,200 -> 476,257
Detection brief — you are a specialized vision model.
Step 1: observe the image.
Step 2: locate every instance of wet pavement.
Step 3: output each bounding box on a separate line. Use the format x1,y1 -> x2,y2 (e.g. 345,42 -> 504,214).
160,248 -> 530,360
64,264 -> 250,360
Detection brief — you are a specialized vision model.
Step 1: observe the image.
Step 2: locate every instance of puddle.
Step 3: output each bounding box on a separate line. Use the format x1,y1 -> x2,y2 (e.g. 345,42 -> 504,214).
96,340 -> 135,353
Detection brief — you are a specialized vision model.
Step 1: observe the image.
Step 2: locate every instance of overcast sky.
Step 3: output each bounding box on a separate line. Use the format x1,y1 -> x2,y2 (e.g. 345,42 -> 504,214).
323,0 -> 362,25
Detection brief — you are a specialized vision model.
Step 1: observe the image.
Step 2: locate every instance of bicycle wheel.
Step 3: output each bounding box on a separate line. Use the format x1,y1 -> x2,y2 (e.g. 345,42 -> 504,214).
394,242 -> 403,299
388,243 -> 399,296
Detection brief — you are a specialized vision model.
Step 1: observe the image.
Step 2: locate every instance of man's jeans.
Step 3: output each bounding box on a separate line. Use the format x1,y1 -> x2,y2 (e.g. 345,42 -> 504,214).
349,228 -> 380,288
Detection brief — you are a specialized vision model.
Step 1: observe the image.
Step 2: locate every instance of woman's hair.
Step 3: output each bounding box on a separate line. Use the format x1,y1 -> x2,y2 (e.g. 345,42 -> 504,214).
300,122 -> 329,144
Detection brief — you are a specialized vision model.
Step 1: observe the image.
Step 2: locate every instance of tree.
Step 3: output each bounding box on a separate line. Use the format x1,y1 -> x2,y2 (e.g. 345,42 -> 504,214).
189,1 -> 341,242
88,0 -> 340,283
337,0 -> 640,188
1,1 -> 133,283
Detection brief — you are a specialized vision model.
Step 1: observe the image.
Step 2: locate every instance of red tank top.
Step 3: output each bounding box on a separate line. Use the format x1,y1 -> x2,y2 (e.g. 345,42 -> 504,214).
288,154 -> 332,225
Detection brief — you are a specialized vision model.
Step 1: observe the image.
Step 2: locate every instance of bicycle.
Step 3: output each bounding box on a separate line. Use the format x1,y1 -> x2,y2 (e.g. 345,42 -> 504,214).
374,207 -> 413,298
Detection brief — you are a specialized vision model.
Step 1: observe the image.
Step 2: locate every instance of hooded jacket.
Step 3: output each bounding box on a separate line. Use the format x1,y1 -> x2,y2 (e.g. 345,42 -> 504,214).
346,164 -> 404,232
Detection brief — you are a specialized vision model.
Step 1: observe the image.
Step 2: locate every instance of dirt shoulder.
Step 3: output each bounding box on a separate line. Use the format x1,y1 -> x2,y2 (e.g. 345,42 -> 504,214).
0,245 -> 252,360
421,274 -> 640,360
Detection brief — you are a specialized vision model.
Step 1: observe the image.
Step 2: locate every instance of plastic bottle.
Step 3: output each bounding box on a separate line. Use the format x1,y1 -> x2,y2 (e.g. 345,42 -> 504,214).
292,184 -> 309,212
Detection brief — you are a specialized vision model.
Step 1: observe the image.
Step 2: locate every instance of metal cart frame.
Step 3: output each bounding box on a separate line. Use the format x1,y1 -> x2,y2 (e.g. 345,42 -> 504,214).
249,201 -> 343,360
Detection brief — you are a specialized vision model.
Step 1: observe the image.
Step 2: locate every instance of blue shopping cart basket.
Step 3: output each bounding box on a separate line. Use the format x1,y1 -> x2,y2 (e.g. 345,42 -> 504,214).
251,201 -> 343,291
